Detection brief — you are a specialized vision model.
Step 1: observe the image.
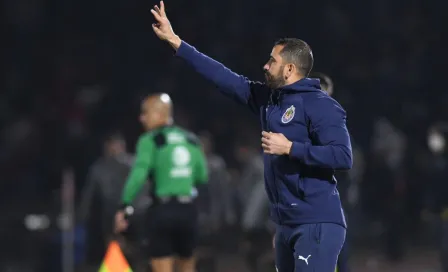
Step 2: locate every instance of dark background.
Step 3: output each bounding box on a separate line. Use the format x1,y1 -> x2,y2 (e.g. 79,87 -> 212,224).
1,0 -> 447,270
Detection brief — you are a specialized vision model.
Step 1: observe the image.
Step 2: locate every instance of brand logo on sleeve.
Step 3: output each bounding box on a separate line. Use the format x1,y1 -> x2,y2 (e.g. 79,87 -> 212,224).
281,105 -> 295,124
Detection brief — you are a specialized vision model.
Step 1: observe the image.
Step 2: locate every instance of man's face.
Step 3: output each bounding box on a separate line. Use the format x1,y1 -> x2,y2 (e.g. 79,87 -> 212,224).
263,45 -> 287,89
139,101 -> 160,130
104,139 -> 126,157
428,128 -> 446,154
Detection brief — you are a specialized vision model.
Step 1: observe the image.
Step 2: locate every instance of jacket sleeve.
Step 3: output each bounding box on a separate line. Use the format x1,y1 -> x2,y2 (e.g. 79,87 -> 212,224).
121,135 -> 155,205
289,96 -> 353,170
176,41 -> 270,114
193,147 -> 208,185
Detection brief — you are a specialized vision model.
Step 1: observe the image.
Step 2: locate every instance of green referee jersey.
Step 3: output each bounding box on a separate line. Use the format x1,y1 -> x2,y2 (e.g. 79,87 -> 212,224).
121,126 -> 208,205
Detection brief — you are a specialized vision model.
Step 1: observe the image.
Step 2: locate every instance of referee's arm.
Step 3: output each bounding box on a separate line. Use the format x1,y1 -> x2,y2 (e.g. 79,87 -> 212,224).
121,136 -> 155,205
193,147 -> 208,185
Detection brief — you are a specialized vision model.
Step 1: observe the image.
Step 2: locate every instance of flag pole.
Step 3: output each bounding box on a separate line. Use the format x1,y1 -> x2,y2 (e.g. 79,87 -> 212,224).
61,168 -> 75,272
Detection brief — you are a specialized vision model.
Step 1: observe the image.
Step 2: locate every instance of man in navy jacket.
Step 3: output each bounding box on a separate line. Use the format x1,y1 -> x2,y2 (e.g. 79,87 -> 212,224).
151,2 -> 352,271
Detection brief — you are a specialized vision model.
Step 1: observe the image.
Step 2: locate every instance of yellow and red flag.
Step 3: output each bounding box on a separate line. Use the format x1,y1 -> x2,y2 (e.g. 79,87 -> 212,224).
99,241 -> 133,272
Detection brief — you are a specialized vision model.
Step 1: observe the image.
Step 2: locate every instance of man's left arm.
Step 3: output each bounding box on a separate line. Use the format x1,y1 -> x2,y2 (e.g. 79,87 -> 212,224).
193,147 -> 209,185
121,135 -> 155,206
289,97 -> 353,170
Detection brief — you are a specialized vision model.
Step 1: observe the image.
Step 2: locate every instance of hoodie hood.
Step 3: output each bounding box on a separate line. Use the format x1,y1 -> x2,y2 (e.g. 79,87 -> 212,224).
270,78 -> 323,104
279,77 -> 322,93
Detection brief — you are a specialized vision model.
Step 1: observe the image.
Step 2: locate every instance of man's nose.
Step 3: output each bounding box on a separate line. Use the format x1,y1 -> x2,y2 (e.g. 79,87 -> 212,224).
263,64 -> 270,72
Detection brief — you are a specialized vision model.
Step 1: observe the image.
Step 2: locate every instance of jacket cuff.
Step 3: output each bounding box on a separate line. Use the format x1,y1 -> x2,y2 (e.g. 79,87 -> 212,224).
175,40 -> 193,58
289,142 -> 305,160
118,204 -> 135,219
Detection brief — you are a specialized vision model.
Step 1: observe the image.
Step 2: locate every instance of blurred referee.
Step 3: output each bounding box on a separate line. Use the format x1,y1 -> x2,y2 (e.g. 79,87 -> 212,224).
114,93 -> 208,272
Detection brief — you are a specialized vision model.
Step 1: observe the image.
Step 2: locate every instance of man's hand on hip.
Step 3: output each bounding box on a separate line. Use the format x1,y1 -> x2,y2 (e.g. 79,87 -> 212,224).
261,131 -> 293,155
150,1 -> 182,50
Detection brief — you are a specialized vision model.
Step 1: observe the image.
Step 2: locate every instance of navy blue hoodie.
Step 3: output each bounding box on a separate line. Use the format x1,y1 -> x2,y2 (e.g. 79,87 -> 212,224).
176,41 -> 352,227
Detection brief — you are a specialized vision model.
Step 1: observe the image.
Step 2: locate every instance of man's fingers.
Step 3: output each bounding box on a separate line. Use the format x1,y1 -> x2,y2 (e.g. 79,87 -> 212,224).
160,0 -> 166,16
152,24 -> 162,35
150,9 -> 162,22
262,131 -> 271,138
154,5 -> 162,16
261,137 -> 270,144
150,9 -> 162,21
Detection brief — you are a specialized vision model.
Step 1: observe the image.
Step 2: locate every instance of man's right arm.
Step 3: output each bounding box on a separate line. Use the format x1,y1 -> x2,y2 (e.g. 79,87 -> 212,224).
150,2 -> 269,113
173,40 -> 270,114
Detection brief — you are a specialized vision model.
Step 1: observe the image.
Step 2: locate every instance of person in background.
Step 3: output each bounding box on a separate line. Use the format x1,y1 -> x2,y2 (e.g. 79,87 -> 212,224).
115,93 -> 208,272
236,142 -> 272,272
198,131 -> 235,235
194,131 -> 232,272
311,72 -> 334,96
78,132 -> 150,270
364,118 -> 407,261
425,124 -> 448,272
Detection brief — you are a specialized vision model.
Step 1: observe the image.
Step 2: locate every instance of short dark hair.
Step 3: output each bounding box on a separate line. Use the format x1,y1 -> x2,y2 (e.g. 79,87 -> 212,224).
309,72 -> 333,92
275,38 -> 314,76
103,131 -> 125,144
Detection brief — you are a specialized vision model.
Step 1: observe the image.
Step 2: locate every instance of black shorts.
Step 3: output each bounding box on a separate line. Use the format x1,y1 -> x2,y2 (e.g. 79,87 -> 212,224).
146,200 -> 198,258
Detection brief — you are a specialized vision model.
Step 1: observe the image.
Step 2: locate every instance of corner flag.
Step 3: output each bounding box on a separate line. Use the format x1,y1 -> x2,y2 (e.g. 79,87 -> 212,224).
99,241 -> 133,272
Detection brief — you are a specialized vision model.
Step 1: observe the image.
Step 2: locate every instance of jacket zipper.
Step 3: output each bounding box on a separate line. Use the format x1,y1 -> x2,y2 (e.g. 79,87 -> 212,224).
266,104 -> 281,223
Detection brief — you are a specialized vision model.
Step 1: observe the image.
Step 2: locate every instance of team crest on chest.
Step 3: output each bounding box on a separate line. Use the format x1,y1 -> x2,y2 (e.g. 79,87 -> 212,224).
281,105 -> 295,124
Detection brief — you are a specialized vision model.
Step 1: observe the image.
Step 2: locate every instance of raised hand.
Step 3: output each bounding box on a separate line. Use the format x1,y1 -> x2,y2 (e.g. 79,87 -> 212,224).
150,1 -> 181,49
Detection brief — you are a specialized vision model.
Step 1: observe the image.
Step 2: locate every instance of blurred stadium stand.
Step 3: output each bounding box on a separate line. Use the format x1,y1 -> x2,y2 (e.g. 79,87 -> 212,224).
1,0 -> 447,271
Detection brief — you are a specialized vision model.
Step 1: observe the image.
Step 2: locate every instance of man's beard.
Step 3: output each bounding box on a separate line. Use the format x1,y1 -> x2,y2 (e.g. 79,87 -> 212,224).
264,71 -> 286,89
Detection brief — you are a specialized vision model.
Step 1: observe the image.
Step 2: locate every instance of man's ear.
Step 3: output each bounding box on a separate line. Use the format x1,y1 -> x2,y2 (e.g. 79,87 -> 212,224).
288,63 -> 294,73
285,63 -> 295,78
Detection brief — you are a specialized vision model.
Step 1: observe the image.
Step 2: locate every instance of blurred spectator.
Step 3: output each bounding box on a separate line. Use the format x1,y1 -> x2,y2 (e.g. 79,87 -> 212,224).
235,143 -> 272,272
422,123 -> 448,272
363,118 -> 407,261
197,131 -> 235,234
78,132 -> 150,268
2,0 -> 448,270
